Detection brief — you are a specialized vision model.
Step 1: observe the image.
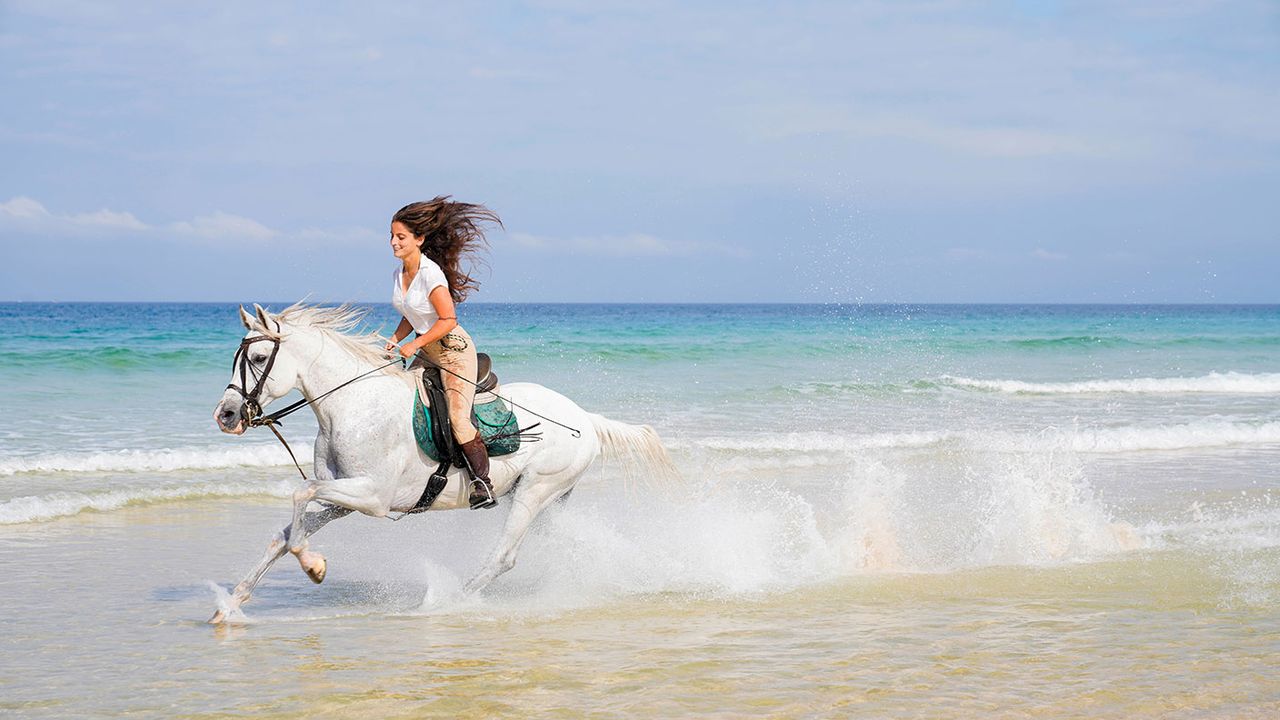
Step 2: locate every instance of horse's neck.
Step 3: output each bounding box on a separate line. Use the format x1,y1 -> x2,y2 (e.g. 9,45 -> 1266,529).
295,334 -> 407,431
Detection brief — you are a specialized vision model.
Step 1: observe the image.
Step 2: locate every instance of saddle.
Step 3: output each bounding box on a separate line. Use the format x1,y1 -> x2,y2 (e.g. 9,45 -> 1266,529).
408,353 -> 535,512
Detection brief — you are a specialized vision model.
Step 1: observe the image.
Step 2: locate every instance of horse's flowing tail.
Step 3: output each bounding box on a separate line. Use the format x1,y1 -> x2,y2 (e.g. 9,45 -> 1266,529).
589,414 -> 683,493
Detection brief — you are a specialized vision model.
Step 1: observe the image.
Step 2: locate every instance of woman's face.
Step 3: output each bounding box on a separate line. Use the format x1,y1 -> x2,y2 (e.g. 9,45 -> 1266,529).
389,221 -> 420,260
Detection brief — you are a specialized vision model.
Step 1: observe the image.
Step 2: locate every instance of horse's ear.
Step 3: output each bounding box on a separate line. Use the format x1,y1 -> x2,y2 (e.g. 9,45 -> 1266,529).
239,305 -> 255,330
253,303 -> 270,328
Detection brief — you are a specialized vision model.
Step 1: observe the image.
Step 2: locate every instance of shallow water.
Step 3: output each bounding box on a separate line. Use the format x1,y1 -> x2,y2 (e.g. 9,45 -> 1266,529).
2,303 -> 1279,717
3,500 -> 1278,718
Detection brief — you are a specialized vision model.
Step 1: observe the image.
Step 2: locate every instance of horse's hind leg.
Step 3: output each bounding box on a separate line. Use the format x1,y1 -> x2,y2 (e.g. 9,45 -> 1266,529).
208,504 -> 352,624
463,473 -> 578,594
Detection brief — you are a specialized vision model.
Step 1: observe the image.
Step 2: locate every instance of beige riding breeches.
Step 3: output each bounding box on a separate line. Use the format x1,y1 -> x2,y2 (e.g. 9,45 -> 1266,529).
410,325 -> 479,444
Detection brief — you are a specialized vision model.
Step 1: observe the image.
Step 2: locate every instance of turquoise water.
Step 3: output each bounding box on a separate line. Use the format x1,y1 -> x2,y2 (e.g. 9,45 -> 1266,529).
2,301 -> 1278,528
3,302 -> 1278,442
2,302 -> 1279,717
2,302 -> 1279,505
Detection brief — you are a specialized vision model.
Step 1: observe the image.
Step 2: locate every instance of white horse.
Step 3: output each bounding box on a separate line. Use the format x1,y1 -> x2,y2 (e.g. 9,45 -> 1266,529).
209,303 -> 677,624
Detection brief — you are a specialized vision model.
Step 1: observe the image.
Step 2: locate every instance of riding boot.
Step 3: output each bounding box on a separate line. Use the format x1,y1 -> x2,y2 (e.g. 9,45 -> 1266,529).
460,436 -> 497,510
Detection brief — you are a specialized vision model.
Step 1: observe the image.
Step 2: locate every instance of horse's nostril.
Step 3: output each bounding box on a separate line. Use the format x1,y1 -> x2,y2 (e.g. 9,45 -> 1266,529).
219,409 -> 237,424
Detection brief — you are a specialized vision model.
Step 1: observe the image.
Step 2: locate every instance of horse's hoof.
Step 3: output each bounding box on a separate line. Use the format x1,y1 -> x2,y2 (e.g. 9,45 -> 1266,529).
305,555 -> 327,584
208,610 -> 226,625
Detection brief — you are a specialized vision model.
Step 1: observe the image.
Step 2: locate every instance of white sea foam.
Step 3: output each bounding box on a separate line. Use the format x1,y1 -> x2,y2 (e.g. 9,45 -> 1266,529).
4,418 -> 1274,530
672,431 -> 949,453
680,420 -> 1280,457
433,448 -> 1143,610
1057,421 -> 1280,453
0,444 -> 313,476
26,420 -> 1265,480
941,371 -> 1280,395
1147,503 -> 1280,553
0,480 -> 293,524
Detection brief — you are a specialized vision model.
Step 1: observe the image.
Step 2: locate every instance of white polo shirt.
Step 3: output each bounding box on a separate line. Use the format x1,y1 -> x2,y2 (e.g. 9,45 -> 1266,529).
392,255 -> 450,334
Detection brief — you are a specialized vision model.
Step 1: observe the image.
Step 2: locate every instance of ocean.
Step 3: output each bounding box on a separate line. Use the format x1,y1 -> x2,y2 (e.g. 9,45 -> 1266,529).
2,302 -> 1278,717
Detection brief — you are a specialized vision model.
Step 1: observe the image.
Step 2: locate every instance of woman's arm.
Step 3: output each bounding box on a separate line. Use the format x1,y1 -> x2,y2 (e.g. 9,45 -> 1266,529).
398,286 -> 459,357
385,316 -> 414,353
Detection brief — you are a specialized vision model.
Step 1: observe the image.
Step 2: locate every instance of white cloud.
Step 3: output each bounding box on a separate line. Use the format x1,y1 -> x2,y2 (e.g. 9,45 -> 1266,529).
1,196 -> 150,232
170,211 -> 276,241
511,231 -> 748,258
0,196 -> 367,246
69,208 -> 149,230
297,226 -> 381,243
0,196 -> 50,219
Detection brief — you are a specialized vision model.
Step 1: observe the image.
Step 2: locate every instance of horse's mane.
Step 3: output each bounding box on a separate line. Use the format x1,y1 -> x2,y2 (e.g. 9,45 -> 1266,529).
273,302 -> 416,386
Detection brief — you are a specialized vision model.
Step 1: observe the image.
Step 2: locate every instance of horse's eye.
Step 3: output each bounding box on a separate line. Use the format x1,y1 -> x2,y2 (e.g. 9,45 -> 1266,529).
251,354 -> 268,364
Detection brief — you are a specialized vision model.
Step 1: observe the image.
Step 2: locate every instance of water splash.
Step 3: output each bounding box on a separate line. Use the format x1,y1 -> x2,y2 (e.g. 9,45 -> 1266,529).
206,581 -> 249,623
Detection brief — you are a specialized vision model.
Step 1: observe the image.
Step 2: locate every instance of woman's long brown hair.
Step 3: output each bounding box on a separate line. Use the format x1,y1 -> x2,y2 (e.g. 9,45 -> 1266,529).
392,196 -> 501,303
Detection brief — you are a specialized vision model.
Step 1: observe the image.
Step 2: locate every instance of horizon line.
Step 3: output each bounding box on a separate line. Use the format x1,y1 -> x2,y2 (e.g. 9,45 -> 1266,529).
3,300 -> 1278,307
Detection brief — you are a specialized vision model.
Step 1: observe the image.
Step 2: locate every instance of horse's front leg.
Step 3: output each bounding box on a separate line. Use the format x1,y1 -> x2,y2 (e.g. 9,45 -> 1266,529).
209,504 -> 352,623
286,485 -> 329,584
286,472 -> 397,582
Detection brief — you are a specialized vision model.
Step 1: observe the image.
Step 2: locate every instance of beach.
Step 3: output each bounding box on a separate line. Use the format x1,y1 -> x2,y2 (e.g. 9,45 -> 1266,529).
2,302 -> 1278,717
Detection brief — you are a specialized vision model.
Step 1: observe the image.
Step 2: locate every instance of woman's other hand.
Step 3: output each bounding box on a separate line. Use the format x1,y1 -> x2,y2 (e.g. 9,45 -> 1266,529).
399,342 -> 417,359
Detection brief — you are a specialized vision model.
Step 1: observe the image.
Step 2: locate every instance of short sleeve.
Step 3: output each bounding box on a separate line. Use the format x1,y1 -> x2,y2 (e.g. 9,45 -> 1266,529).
419,257 -> 449,294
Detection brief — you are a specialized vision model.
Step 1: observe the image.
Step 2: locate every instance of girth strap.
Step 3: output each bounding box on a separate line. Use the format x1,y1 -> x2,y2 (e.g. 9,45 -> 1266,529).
408,461 -> 451,513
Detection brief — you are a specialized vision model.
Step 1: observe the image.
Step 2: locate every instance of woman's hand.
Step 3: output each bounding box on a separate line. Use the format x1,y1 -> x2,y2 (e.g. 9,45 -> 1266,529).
384,339 -> 398,355
398,341 -> 417,359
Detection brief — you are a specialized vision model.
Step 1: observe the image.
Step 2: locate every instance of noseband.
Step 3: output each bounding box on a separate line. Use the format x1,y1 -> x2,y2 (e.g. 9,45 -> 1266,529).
226,334 -> 281,421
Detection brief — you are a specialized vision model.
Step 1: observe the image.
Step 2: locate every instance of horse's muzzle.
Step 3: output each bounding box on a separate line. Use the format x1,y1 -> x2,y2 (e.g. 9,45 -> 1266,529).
214,401 -> 246,435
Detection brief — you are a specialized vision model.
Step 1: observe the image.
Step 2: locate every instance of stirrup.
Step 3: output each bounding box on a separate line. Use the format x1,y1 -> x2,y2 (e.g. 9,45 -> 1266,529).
469,479 -> 497,510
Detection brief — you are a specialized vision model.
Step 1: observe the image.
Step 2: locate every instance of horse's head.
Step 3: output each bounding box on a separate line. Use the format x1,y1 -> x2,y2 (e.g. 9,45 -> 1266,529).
213,304 -> 307,435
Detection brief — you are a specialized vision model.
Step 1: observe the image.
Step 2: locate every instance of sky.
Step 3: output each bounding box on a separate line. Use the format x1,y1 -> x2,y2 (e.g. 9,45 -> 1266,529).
1,1 -> 1277,303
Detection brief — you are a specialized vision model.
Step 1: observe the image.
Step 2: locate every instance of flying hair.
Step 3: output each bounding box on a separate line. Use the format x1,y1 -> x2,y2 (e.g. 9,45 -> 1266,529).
392,196 -> 501,303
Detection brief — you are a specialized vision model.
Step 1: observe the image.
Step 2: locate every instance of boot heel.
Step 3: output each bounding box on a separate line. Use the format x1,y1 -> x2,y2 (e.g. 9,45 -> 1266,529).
469,479 -> 497,509
460,436 -> 496,510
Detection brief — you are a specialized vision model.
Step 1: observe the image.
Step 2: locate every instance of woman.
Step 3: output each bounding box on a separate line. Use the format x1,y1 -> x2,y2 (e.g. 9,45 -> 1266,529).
383,197 -> 501,509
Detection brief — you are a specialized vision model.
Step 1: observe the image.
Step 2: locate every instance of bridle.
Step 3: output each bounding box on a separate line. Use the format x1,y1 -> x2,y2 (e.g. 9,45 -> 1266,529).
224,328 -> 401,480
226,333 -> 282,423
224,330 -> 313,480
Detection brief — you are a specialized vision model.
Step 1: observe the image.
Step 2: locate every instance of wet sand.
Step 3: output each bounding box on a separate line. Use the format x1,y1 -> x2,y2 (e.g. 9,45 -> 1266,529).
3,495 -> 1277,719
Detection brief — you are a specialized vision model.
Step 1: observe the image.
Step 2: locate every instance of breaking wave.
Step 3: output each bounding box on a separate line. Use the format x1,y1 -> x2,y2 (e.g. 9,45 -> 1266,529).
0,421 -> 1174,544
678,420 -> 1280,455
0,444 -> 313,476
6,417 -> 1276,483
940,371 -> 1280,395
0,480 -> 292,524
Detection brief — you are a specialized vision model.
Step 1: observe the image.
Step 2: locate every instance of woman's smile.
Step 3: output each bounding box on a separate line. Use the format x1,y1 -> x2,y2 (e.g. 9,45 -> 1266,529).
389,220 -> 418,260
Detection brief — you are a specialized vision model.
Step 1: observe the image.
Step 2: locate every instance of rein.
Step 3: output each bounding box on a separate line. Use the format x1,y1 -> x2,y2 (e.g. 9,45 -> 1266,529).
250,357 -> 405,480
228,332 -> 401,480
229,333 -> 582,481
410,350 -> 583,439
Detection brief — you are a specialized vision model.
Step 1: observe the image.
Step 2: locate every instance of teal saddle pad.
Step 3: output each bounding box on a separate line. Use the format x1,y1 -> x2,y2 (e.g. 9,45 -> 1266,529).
412,390 -> 521,463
